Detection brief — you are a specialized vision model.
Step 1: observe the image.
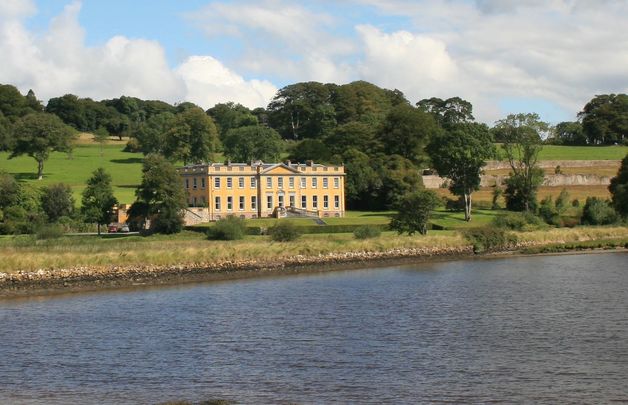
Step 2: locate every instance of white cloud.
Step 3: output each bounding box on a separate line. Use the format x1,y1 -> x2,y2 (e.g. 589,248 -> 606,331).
187,0 -> 354,83
351,0 -> 628,123
0,0 -> 275,110
175,56 -> 277,109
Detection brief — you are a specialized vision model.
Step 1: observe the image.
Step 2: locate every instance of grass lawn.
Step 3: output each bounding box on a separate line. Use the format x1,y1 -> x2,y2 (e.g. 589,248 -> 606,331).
0,144 -> 143,204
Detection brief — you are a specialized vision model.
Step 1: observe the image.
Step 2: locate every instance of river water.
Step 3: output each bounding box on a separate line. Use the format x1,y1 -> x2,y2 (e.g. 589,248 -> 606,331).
1,252 -> 627,404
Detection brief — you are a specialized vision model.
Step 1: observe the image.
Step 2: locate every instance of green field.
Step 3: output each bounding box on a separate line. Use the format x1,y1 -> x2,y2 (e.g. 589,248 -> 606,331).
496,144 -> 628,160
0,144 -> 144,204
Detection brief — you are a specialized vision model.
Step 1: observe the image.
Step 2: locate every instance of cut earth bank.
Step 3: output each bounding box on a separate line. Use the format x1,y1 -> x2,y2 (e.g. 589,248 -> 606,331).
1,227 -> 627,298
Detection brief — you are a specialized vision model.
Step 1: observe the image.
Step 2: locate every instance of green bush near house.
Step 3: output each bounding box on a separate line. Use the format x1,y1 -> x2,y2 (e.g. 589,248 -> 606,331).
268,221 -> 301,242
492,211 -> 544,231
353,225 -> 382,239
581,197 -> 618,225
207,216 -> 247,240
463,227 -> 518,253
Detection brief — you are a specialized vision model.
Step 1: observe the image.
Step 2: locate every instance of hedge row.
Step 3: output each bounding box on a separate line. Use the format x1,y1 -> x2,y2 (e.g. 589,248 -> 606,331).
187,223 -> 390,235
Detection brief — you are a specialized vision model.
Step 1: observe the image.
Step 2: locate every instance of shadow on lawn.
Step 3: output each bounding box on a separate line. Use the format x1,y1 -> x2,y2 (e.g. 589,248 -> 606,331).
110,157 -> 144,164
13,172 -> 39,181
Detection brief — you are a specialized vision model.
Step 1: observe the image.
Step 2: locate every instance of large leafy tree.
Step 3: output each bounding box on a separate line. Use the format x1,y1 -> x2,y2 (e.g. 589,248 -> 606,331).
609,153 -> 628,218
45,94 -> 88,131
578,94 -> 628,145
289,139 -> 331,163
132,112 -> 176,155
339,148 -> 382,209
81,168 -> 118,235
550,121 -> 586,145
494,113 -> 548,212
207,102 -> 258,138
331,80 -> 408,126
267,82 -> 337,140
379,104 -> 439,165
133,154 -> 187,234
9,113 -> 76,180
163,107 -> 220,164
0,113 -> 12,151
40,183 -> 75,222
417,97 -> 474,128
223,125 -> 284,162
0,84 -> 41,121
427,123 -> 495,221
389,190 -> 440,235
326,121 -> 381,157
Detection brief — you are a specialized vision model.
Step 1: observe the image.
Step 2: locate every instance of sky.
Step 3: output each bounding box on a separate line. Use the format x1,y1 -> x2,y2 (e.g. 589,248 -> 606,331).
1,0 -> 627,125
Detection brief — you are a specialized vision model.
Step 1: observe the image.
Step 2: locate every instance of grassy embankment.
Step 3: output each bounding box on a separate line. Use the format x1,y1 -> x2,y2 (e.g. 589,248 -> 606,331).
1,225 -> 627,274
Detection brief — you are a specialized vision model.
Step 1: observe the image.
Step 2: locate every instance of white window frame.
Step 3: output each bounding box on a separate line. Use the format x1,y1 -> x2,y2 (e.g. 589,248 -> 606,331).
289,177 -> 295,189
215,196 -> 221,210
251,177 -> 257,188
312,195 -> 318,209
266,177 -> 272,189
238,177 -> 244,188
227,196 -> 233,211
334,195 -> 340,209
239,196 -> 245,211
300,177 -> 306,189
251,196 -> 257,210
323,178 -> 328,189
301,195 -> 307,209
334,177 -> 340,188
323,195 -> 329,209
312,177 -> 318,189
227,177 -> 233,189
278,177 -> 284,189
214,177 -> 220,189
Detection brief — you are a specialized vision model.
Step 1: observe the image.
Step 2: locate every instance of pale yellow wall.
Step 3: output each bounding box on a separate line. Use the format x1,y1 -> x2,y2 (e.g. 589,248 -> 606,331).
178,163 -> 345,221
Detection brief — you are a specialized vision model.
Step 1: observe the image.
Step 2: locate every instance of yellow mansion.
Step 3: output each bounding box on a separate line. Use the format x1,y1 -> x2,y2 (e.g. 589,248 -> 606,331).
177,161 -> 345,221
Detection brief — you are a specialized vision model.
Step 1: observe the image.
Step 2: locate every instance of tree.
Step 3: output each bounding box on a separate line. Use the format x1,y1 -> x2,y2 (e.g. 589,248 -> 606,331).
81,168 -> 118,235
267,82 -> 336,140
289,139 -> 331,163
207,102 -> 258,138
133,154 -> 187,234
10,113 -> 76,179
389,190 -> 440,235
223,125 -> 284,162
41,183 -> 75,222
45,94 -> 87,130
331,81 -> 408,126
609,154 -> 628,218
417,97 -> 474,128
379,104 -> 439,165
131,112 -> 176,155
0,113 -> 12,151
93,127 -> 109,156
0,84 -> 40,121
326,121 -> 381,156
427,123 -> 495,221
163,107 -> 220,164
578,94 -> 628,145
550,121 -> 586,145
339,148 -> 382,209
494,113 -> 548,212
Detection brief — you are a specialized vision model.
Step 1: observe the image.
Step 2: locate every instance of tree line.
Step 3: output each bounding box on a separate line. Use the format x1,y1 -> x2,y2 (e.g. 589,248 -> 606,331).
1,80 -> 627,235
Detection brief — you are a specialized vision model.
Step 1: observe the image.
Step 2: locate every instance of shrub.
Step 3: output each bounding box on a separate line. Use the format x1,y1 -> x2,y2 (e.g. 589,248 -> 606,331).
207,216 -> 247,240
492,211 -> 543,231
491,186 -> 503,210
444,196 -> 464,212
463,227 -> 517,253
35,223 -> 64,240
538,196 -> 561,226
124,138 -> 141,152
353,225 -> 382,239
581,197 -> 618,225
268,221 -> 301,241
571,199 -> 580,207
555,189 -> 570,213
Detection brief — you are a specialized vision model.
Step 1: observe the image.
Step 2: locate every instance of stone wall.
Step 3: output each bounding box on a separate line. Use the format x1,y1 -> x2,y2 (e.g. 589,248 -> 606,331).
484,160 -> 620,170
423,173 -> 611,189
183,208 -> 210,225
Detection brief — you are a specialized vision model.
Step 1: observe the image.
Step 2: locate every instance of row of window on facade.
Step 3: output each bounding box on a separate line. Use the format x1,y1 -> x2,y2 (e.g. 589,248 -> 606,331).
190,195 -> 341,211
184,176 -> 341,190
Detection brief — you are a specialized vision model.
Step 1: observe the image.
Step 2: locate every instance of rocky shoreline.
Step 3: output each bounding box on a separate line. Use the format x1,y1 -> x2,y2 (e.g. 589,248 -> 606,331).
1,245 -> 476,297
1,243 -> 625,298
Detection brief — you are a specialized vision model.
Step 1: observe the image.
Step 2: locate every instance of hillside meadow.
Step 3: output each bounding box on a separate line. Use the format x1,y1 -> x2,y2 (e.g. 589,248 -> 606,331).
0,139 -> 624,208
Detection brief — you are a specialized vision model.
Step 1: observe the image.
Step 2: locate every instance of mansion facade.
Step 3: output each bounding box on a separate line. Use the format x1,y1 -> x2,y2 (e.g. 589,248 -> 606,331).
177,161 -> 345,221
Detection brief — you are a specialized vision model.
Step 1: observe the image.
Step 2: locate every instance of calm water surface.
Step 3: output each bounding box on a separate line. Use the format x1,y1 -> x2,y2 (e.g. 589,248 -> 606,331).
1,252 -> 627,404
